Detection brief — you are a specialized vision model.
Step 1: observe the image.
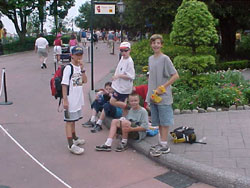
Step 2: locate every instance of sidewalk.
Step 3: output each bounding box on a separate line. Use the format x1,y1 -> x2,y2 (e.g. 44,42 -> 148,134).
96,63 -> 250,187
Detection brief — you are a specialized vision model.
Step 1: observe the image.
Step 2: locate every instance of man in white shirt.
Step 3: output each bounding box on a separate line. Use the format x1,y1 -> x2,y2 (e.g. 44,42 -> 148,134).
34,33 -> 49,69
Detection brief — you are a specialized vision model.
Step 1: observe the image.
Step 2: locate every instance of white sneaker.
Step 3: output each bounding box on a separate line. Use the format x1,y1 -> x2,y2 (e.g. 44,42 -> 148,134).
68,144 -> 84,155
73,138 -> 85,146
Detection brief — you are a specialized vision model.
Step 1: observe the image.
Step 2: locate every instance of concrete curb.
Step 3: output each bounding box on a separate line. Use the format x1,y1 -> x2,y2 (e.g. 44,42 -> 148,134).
90,69 -> 250,188
129,139 -> 250,188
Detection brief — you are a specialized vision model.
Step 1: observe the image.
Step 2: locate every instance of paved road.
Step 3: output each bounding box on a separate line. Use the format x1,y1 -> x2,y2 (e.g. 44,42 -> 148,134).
0,42 -> 213,188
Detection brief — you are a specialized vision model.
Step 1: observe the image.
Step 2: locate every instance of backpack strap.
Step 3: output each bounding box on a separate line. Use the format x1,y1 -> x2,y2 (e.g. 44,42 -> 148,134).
58,64 -> 74,112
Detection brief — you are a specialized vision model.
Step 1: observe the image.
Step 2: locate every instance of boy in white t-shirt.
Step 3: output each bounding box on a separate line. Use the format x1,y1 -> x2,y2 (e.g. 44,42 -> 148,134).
110,42 -> 135,113
61,46 -> 87,155
34,33 -> 49,69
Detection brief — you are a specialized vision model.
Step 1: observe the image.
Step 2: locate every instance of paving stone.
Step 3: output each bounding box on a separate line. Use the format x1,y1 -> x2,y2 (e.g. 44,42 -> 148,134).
237,158 -> 250,168
213,151 -> 230,158
213,158 -> 237,168
229,149 -> 250,158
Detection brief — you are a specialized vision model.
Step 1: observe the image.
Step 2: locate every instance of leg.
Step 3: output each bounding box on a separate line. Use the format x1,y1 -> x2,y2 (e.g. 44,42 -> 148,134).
66,121 -> 84,155
115,120 -> 130,152
95,119 -> 121,152
110,97 -> 127,109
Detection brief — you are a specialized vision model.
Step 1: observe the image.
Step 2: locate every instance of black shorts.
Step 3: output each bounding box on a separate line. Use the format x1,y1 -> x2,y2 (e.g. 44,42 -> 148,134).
112,90 -> 128,102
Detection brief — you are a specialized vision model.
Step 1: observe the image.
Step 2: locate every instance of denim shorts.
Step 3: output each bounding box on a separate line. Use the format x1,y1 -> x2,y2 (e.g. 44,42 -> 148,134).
150,103 -> 174,126
112,90 -> 128,102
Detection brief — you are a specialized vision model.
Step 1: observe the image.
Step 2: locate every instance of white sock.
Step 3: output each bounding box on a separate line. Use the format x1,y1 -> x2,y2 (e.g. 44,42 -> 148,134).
97,119 -> 102,125
90,116 -> 96,122
160,141 -> 168,147
158,133 -> 161,143
121,139 -> 128,144
105,138 -> 113,146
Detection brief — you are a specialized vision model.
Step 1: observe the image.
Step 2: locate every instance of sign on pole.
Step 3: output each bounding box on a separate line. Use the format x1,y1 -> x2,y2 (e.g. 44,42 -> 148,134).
95,4 -> 115,14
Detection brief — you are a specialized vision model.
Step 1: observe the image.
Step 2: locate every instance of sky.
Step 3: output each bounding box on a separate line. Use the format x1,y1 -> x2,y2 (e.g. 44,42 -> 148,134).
1,0 -> 87,34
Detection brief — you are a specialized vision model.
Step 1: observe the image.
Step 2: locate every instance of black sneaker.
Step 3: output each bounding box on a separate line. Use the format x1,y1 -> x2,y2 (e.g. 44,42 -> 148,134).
41,64 -> 44,69
43,63 -> 47,69
91,124 -> 102,133
82,119 -> 95,128
95,144 -> 111,151
115,142 -> 128,152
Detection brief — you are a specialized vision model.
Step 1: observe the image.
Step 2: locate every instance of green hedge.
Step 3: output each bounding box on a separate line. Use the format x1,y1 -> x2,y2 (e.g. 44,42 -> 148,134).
217,60 -> 250,70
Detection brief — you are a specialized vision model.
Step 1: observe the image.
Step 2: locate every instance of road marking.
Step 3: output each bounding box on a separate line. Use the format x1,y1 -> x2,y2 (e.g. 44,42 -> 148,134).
0,125 -> 72,188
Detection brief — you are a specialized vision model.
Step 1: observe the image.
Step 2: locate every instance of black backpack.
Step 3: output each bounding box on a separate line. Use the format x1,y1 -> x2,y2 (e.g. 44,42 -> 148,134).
170,126 -> 206,144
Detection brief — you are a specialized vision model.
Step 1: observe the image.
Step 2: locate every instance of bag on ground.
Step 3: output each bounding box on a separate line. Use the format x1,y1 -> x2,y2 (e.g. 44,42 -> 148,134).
170,126 -> 197,144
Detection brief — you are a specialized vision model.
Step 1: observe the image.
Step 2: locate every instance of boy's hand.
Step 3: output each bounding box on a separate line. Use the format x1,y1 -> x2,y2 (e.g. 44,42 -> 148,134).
112,75 -> 119,80
122,122 -> 132,132
155,85 -> 166,95
63,99 -> 69,110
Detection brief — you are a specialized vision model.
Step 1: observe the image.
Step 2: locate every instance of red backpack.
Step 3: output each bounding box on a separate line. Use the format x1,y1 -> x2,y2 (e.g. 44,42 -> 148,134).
50,64 -> 73,110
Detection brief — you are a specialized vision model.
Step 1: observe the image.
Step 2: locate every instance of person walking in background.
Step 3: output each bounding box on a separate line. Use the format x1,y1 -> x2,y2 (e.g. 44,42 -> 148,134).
53,34 -> 63,63
95,93 -> 149,152
35,33 -> 49,69
61,46 -> 87,155
80,29 -> 87,47
109,42 -> 135,114
146,34 -> 179,157
69,33 -> 78,54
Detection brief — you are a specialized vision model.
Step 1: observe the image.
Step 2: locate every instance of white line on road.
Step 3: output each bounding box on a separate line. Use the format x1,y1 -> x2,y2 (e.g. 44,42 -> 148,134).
0,124 -> 72,188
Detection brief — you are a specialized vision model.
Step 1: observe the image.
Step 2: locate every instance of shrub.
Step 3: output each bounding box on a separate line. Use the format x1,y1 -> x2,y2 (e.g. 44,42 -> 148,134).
3,37 -> 36,54
174,55 -> 216,75
217,60 -> 250,70
170,0 -> 218,54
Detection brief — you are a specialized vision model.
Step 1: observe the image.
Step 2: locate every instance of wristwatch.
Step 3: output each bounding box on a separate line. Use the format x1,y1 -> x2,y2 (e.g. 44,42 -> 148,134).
81,69 -> 86,73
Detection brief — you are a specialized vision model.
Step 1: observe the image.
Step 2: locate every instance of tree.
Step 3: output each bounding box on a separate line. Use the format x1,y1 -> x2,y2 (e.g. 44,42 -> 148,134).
170,0 -> 218,54
26,11 -> 40,36
0,0 -> 35,42
48,0 -> 75,34
204,0 -> 250,59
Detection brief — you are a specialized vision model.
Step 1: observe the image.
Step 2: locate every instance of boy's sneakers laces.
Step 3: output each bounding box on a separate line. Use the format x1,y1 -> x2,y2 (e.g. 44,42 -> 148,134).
91,124 -> 102,133
73,138 -> 85,146
82,119 -> 95,128
115,142 -> 128,152
150,144 -> 162,150
68,144 -> 84,155
95,144 -> 111,152
150,145 -> 170,157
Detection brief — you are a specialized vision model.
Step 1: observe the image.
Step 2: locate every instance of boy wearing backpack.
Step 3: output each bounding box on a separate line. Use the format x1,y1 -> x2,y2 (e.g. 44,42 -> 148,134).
61,46 -> 87,155
146,34 -> 179,157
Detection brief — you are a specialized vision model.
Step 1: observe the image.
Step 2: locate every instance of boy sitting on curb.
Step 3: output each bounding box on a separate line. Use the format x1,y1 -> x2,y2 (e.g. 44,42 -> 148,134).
95,93 -> 149,152
82,82 -> 113,128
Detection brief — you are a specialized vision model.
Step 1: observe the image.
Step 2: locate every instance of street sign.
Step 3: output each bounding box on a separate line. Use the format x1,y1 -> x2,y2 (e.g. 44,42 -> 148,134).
94,4 -> 115,14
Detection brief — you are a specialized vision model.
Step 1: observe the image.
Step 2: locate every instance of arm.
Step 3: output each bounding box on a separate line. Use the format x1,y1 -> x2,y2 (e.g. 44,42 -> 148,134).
62,84 -> 69,109
156,72 -> 179,94
79,60 -> 87,83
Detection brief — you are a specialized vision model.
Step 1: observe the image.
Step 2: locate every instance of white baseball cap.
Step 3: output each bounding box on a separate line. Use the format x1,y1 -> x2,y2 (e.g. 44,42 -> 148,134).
120,42 -> 131,49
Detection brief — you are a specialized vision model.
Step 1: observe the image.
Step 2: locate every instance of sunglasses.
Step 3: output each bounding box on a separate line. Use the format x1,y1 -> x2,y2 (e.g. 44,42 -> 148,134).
120,49 -> 129,52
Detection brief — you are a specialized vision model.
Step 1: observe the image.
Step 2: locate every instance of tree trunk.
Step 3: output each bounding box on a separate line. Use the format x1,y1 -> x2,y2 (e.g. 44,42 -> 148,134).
219,18 -> 237,59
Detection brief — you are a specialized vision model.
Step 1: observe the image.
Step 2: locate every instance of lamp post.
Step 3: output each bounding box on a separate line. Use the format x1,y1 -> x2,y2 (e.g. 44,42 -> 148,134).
117,0 -> 125,42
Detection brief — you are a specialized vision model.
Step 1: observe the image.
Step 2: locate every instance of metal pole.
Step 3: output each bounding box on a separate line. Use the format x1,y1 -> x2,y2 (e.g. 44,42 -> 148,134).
0,68 -> 13,105
120,14 -> 123,42
90,0 -> 94,90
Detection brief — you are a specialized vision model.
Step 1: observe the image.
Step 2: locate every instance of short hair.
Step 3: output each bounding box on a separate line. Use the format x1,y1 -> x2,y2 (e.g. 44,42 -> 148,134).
39,33 -> 44,37
104,81 -> 112,88
150,34 -> 163,44
129,92 -> 139,99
